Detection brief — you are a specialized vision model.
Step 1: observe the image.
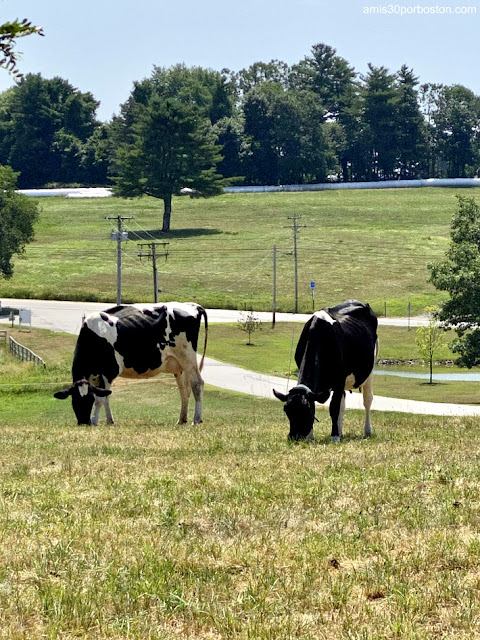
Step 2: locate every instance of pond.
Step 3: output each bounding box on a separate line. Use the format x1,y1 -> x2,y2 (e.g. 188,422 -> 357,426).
375,369 -> 480,382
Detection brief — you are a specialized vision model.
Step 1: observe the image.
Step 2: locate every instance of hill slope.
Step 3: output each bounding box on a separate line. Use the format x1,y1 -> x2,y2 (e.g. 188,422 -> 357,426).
0,188 -> 467,314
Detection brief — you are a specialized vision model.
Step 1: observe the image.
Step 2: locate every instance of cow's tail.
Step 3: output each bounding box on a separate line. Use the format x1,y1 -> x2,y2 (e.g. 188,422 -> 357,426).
198,306 -> 208,372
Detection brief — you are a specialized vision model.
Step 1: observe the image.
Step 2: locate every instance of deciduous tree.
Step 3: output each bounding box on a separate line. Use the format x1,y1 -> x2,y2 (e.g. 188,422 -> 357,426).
430,196 -> 480,367
0,164 -> 38,278
0,18 -> 43,80
0,74 -> 100,186
415,306 -> 445,383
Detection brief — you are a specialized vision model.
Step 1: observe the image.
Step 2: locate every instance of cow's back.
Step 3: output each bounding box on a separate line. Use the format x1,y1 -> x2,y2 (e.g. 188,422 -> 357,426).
112,305 -> 168,375
295,300 -> 377,393
328,300 -> 377,388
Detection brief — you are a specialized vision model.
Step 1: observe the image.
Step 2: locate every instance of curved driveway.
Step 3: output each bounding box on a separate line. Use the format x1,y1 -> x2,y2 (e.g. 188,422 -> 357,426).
2,297 -> 480,417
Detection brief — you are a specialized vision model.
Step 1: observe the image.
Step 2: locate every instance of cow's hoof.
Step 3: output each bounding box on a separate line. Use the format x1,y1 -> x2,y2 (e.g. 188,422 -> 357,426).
177,419 -> 188,425
192,419 -> 203,425
331,436 -> 341,443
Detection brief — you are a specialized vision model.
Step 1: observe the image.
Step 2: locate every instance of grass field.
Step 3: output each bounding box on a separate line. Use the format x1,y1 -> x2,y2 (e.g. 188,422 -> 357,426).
0,187 -> 472,314
3,188 -> 480,638
2,376 -> 480,639
3,322 -> 480,405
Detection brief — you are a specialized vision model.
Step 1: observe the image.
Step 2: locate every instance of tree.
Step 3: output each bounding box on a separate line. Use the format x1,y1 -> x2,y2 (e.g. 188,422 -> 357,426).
237,310 -> 261,345
362,65 -> 399,180
119,64 -> 234,128
213,115 -> 244,180
112,96 -> 226,232
242,83 -> 330,185
395,66 -> 427,179
0,164 -> 38,278
420,84 -> 480,178
235,60 -> 290,97
290,43 -> 356,121
0,18 -> 44,80
334,84 -> 371,182
415,306 -> 445,384
0,74 -> 101,187
432,85 -> 480,178
429,196 -> 480,367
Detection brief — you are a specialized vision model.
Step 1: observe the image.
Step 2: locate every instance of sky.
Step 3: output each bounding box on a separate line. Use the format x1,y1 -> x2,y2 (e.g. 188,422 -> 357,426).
1,0 -> 479,122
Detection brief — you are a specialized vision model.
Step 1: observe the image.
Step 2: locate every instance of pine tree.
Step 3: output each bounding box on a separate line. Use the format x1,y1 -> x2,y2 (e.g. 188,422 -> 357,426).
113,97 -> 225,232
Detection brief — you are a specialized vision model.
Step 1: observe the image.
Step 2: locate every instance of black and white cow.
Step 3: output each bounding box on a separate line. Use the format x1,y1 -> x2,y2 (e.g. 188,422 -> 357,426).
273,299 -> 378,442
54,302 -> 208,426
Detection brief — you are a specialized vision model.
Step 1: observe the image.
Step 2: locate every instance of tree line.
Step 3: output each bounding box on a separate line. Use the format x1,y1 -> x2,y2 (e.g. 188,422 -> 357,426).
0,43 -> 479,193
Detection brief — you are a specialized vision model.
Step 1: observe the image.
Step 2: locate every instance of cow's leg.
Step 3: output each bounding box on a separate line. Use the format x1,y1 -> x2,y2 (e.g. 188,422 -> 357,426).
104,395 -> 114,425
175,371 -> 190,425
362,374 -> 374,437
91,380 -> 114,426
91,400 -> 101,426
91,395 -> 114,425
329,390 -> 345,443
338,392 -> 346,437
188,366 -> 204,425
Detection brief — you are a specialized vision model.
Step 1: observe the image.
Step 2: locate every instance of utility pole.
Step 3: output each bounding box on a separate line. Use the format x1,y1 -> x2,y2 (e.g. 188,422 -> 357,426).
272,245 -> 277,328
137,242 -> 170,302
286,215 -> 306,314
107,215 -> 134,305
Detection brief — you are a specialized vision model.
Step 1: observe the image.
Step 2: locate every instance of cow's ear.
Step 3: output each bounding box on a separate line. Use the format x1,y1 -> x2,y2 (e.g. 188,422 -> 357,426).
54,387 -> 73,400
273,389 -> 289,402
92,387 -> 112,398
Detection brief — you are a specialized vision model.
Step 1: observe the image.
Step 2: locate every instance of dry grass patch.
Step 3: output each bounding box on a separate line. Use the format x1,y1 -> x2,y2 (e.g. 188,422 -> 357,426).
1,383 -> 480,638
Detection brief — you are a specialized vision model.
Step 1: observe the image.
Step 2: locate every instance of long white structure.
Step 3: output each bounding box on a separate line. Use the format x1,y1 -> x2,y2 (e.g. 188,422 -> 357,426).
225,177 -> 480,193
17,178 -> 480,198
17,187 -> 113,198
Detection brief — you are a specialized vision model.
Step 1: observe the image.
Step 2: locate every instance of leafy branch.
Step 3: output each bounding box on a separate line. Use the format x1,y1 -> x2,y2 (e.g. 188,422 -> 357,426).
0,19 -> 44,80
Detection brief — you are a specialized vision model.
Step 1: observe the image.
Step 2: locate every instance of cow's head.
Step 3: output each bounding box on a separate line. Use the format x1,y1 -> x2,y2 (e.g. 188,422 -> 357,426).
54,379 -> 111,425
273,384 -> 329,441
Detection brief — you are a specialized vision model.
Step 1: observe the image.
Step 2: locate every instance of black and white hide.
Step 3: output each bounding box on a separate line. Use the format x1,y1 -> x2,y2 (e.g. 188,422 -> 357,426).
273,299 -> 378,442
54,302 -> 208,426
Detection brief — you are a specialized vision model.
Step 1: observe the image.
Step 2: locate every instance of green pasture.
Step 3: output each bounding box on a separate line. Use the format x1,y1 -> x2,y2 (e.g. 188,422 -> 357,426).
0,187 -> 470,314
2,319 -> 480,406
2,374 -> 480,638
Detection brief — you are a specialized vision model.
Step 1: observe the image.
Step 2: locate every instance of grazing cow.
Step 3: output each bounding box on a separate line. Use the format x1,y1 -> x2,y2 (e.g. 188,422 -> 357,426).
273,299 -> 378,442
54,302 -> 208,426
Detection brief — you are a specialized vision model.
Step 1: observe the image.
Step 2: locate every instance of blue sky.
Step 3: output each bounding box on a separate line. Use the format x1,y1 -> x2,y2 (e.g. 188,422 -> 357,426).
1,0 -> 479,121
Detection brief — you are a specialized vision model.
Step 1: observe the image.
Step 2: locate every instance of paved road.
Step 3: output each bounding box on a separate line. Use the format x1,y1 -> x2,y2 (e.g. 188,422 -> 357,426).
3,297 -> 480,417
0,297 -> 428,335
204,357 -> 480,417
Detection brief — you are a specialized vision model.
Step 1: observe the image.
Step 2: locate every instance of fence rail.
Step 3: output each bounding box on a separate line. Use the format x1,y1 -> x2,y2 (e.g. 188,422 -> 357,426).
9,336 -> 46,368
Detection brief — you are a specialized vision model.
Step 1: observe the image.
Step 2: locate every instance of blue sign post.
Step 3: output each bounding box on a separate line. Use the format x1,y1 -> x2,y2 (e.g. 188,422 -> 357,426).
310,281 -> 315,312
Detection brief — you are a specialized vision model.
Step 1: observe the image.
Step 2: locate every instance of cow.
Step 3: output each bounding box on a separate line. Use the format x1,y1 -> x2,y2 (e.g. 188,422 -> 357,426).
54,302 -> 208,426
273,299 -> 378,442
